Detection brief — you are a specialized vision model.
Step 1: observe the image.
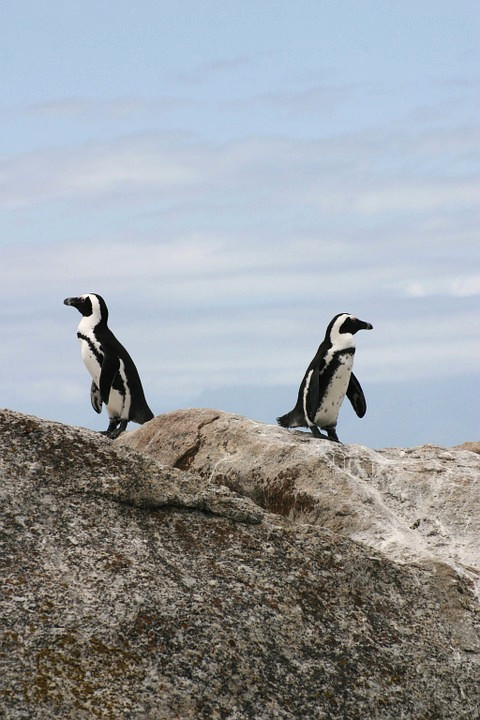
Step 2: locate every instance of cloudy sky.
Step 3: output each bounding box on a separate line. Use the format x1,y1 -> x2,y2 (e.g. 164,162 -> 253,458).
1,1 -> 478,447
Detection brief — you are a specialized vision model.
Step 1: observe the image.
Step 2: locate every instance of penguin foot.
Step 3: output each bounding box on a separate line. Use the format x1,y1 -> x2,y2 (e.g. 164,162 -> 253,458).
105,428 -> 125,440
99,429 -> 119,440
325,426 -> 341,443
101,419 -> 128,439
310,427 -> 329,441
310,426 -> 342,443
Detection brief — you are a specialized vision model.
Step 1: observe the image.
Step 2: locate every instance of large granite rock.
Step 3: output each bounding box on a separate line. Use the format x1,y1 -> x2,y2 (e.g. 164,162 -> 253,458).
1,408 -> 479,719
118,409 -> 480,586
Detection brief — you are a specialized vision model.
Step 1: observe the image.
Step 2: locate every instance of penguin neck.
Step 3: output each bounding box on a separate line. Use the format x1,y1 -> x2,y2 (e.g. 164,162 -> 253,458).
329,330 -> 355,352
77,314 -> 107,336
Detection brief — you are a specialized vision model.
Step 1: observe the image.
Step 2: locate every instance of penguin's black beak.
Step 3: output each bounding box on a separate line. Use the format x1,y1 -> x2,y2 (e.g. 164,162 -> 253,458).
64,294 -> 94,317
64,296 -> 88,314
64,297 -> 80,308
352,318 -> 373,333
359,320 -> 373,331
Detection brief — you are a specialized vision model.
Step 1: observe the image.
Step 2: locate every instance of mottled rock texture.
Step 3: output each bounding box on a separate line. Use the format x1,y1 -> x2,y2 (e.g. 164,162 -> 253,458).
118,409 -> 480,587
1,408 -> 479,719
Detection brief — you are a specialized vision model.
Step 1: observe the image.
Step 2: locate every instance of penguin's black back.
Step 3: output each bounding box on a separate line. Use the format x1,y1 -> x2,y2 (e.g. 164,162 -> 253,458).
95,324 -> 154,424
277,337 -> 330,428
297,339 -> 333,420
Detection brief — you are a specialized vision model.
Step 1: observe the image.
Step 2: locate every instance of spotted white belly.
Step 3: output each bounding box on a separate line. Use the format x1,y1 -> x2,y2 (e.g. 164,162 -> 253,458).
78,333 -> 130,420
79,335 -> 102,386
108,360 -> 131,419
314,353 -> 353,427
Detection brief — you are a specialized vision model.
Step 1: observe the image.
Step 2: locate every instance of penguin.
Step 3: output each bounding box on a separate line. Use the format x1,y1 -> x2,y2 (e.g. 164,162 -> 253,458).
277,313 -> 373,442
64,293 -> 154,438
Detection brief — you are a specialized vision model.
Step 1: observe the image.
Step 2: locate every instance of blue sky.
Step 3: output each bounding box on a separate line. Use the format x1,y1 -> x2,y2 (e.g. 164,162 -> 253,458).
1,1 -> 478,447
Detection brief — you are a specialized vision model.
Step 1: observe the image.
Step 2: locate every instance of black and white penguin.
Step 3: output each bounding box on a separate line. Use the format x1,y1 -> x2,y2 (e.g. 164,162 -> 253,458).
277,313 -> 373,442
64,293 -> 154,438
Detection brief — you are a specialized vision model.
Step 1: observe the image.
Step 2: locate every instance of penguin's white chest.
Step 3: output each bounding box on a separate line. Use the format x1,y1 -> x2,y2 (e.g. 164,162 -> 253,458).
78,332 -> 102,385
314,352 -> 354,427
77,330 -> 131,420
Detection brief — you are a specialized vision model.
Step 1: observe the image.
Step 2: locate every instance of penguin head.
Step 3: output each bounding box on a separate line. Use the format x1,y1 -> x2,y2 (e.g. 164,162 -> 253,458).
326,313 -> 373,344
64,293 -> 108,324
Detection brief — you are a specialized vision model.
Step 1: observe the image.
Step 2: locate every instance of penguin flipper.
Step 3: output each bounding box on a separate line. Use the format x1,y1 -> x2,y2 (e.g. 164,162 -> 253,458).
347,372 -> 367,418
90,381 -> 103,414
99,353 -> 120,405
305,367 -> 321,425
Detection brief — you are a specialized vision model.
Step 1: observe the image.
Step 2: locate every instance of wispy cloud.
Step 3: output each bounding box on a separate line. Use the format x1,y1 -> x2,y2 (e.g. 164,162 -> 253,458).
229,83 -> 355,115
1,124 -> 479,218
402,274 -> 480,298
175,55 -> 253,85
21,96 -> 200,119
0,134 -> 201,208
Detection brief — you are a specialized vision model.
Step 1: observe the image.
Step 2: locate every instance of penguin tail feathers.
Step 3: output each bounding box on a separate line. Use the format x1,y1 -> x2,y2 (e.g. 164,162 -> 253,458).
132,404 -> 154,425
276,407 -> 306,429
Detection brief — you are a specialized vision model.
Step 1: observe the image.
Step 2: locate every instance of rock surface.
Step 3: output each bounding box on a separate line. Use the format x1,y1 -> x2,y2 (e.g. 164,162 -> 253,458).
1,408 -> 479,719
455,441 -> 480,455
118,409 -> 480,587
